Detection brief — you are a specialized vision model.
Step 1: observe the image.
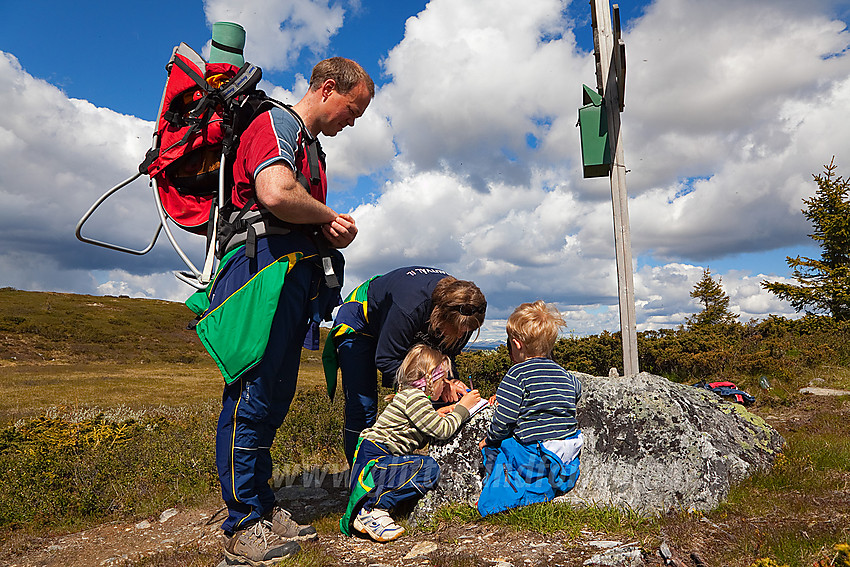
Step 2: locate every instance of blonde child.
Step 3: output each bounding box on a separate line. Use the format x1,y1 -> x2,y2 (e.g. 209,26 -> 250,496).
340,344 -> 481,542
477,300 -> 583,516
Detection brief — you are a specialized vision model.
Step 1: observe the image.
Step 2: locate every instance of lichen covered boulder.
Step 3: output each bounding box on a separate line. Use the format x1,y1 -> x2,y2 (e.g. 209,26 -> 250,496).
561,371 -> 783,513
411,371 -> 784,522
411,405 -> 492,523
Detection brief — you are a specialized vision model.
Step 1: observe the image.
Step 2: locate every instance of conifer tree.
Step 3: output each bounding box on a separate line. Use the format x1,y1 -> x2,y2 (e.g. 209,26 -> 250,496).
762,159 -> 850,320
686,268 -> 738,328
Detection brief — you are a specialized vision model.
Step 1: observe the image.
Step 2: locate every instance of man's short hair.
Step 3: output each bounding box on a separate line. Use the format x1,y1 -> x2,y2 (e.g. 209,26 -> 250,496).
309,57 -> 375,98
506,300 -> 566,357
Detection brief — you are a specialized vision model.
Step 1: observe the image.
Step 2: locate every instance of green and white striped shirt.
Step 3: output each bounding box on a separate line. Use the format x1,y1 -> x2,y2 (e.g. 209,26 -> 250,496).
360,388 -> 470,455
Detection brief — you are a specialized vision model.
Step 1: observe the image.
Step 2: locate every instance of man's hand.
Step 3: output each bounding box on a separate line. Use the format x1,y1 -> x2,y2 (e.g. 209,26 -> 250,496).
322,213 -> 357,248
478,438 -> 487,450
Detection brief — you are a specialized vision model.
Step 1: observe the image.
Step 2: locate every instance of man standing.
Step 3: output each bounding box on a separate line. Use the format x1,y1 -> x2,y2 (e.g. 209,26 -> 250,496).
195,57 -> 373,564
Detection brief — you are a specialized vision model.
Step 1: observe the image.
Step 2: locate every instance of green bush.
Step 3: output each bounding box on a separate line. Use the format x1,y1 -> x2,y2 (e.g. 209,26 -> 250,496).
456,347 -> 511,397
0,411 -> 217,530
554,331 -> 622,376
456,314 -> 850,387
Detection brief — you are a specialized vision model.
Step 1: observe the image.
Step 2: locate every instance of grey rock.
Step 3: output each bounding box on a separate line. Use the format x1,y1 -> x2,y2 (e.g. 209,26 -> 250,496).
410,405 -> 492,524
273,484 -> 349,524
799,386 -> 850,396
411,372 -> 784,521
589,540 -> 625,549
274,485 -> 329,501
564,372 -> 784,514
403,541 -> 439,559
584,545 -> 643,566
158,508 -> 179,523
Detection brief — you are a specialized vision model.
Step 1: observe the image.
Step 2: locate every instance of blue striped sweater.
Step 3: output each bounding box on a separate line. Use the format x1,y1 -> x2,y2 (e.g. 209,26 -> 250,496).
485,357 -> 582,445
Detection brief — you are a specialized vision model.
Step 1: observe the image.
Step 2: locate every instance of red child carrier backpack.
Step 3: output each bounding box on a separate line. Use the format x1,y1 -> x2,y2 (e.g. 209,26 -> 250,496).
76,42 -> 269,289
76,38 -> 335,291
141,44 -> 261,234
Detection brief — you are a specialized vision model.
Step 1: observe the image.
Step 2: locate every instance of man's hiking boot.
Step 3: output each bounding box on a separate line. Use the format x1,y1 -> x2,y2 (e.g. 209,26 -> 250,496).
352,508 -> 405,542
265,505 -> 318,541
223,519 -> 301,566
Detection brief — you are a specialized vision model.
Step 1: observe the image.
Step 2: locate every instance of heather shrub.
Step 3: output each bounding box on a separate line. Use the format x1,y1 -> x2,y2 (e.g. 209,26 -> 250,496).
456,346 -> 511,397
459,314 -> 850,388
0,408 -> 218,530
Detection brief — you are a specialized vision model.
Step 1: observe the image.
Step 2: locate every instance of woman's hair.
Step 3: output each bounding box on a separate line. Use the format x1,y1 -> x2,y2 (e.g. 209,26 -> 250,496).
395,343 -> 454,392
506,300 -> 565,357
429,277 -> 487,349
309,57 -> 375,97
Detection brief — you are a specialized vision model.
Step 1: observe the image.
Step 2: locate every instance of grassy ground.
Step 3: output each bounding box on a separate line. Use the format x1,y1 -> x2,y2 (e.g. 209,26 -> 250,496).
0,287 -> 327,423
0,361 -> 328,424
1,289 -> 848,567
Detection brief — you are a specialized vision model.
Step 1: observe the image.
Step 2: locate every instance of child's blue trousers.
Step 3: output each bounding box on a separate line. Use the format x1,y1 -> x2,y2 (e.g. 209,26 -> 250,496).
351,438 -> 441,512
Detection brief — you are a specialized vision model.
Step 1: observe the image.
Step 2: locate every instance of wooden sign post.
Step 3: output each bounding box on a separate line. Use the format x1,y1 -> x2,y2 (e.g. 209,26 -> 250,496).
588,0 -> 639,375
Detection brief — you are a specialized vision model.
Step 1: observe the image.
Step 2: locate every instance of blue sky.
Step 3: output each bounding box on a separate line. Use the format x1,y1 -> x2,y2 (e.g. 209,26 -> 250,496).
0,1 -> 426,119
1,0 -> 849,343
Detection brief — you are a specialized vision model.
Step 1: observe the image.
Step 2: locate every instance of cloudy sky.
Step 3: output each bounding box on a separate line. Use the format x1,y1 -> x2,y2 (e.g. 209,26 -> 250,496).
1,0 -> 849,342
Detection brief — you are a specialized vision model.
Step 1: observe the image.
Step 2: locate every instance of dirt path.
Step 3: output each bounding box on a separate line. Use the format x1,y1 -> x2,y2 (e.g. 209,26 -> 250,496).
3,491 -> 663,567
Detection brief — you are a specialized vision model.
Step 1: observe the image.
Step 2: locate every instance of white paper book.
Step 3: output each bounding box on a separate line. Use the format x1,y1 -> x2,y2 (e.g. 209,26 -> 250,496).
468,398 -> 489,416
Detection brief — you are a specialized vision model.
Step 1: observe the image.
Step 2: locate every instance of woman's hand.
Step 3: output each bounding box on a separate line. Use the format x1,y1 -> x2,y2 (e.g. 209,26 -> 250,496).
438,378 -> 469,403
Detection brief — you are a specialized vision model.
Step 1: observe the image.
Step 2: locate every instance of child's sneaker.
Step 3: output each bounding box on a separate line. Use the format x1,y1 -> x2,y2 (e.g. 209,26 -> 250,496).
264,505 -> 318,541
352,508 -> 405,542
223,519 -> 301,566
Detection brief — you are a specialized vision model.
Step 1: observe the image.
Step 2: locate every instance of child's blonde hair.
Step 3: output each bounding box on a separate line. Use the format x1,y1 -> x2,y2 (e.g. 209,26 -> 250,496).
506,300 -> 565,357
394,343 -> 454,397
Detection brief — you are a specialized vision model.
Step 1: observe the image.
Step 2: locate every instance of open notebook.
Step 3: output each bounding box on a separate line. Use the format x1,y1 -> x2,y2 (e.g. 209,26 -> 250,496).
468,398 -> 489,416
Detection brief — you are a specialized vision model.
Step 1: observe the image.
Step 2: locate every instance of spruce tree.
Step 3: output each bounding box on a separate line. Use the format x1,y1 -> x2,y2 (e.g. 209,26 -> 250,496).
762,158 -> 850,320
687,268 -> 738,328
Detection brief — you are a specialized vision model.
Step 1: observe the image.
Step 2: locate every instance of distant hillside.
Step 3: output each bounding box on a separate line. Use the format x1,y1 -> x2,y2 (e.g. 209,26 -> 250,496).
463,339 -> 504,351
0,288 -> 209,365
0,288 -> 333,367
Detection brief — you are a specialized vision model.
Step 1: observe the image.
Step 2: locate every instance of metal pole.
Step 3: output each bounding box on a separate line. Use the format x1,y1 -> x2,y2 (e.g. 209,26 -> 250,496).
591,0 -> 639,375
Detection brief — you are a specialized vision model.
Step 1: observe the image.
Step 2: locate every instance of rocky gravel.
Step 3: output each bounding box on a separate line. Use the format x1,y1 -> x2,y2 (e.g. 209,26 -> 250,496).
4,484 -> 667,567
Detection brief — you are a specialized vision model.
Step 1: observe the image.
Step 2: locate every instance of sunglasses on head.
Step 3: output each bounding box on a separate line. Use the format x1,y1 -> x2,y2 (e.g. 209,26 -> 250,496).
448,302 -> 486,316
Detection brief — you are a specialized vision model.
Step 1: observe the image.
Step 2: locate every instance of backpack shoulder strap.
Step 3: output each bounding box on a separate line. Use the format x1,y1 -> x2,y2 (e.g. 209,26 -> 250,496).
266,102 -> 323,189
220,99 -> 339,290
219,63 -> 262,102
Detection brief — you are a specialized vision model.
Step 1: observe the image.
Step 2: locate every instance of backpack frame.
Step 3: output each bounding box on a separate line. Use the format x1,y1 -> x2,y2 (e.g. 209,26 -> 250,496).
76,42 -> 272,290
